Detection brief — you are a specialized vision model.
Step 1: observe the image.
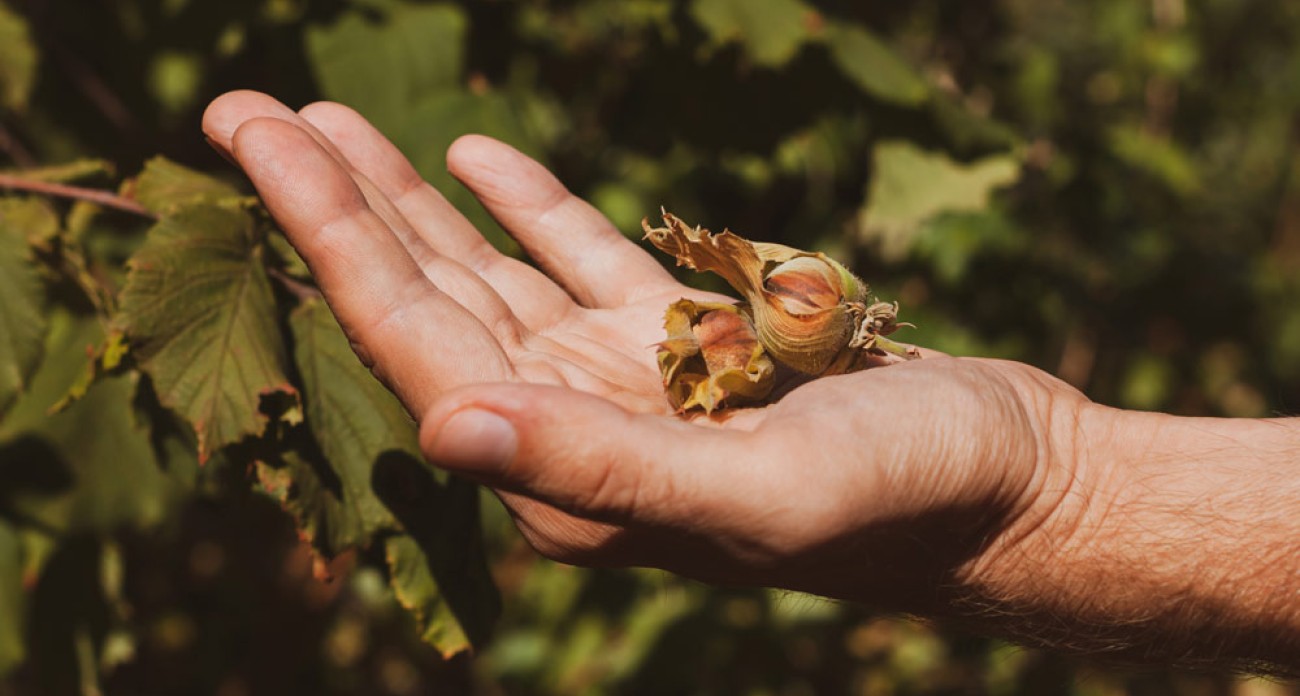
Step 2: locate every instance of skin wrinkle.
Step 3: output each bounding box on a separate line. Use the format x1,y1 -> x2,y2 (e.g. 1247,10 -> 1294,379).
455,143 -> 674,309
540,203 -> 637,304
310,117 -> 574,327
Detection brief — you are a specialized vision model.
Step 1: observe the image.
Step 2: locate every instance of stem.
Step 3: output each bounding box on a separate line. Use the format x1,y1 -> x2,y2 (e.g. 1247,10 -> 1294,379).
0,173 -> 154,218
267,266 -> 322,301
874,335 -> 922,360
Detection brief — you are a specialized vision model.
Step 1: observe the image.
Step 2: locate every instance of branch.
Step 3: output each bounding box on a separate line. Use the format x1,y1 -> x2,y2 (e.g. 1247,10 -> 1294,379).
0,173 -> 154,218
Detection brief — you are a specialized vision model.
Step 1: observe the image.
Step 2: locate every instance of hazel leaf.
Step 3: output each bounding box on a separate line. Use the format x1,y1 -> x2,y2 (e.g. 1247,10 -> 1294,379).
282,298 -> 407,552
0,198 -> 53,419
116,204 -> 294,460
126,157 -> 245,215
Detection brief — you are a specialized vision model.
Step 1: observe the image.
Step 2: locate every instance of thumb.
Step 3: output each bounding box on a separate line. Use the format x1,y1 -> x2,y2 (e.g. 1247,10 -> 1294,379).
419,383 -> 755,528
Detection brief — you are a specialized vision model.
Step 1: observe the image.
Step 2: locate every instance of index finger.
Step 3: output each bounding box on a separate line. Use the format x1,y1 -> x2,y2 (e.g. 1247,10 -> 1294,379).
231,117 -> 516,414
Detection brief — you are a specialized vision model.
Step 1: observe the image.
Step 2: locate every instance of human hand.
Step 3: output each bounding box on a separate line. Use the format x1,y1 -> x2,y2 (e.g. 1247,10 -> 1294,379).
201,91 -> 1093,614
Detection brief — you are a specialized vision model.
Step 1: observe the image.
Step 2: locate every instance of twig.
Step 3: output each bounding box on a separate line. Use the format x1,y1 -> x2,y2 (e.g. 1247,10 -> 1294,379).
0,173 -> 154,218
267,266 -> 323,301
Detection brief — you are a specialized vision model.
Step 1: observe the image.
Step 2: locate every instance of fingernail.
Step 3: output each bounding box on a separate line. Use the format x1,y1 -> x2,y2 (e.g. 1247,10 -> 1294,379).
428,408 -> 518,474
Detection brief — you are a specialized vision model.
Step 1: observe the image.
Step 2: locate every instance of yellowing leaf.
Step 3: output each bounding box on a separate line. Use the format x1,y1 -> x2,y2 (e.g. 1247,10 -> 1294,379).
690,0 -> 814,68
860,141 -> 1021,260
0,198 -> 55,419
822,22 -> 928,107
0,159 -> 114,185
126,157 -> 243,215
0,3 -> 36,112
376,472 -> 499,657
116,204 -> 292,459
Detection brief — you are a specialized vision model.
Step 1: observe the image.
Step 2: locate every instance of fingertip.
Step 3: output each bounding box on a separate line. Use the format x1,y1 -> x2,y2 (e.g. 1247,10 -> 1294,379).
446,134 -> 523,177
423,407 -> 519,477
203,90 -> 297,148
229,116 -> 300,168
298,100 -> 364,130
229,117 -> 369,232
446,133 -> 498,160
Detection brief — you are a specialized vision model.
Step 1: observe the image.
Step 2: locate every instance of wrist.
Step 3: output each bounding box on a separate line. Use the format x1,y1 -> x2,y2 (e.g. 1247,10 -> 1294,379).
958,401 -> 1300,671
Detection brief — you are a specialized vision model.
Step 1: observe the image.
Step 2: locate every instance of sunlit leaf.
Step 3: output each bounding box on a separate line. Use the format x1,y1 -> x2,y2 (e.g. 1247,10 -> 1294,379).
376,464 -> 499,657
148,50 -> 202,116
116,204 -> 292,459
860,141 -> 1021,260
0,2 -> 36,112
1121,353 -> 1175,411
0,160 -> 114,184
0,198 -> 55,419
305,2 -> 467,133
385,534 -> 472,655
126,157 -> 244,215
822,21 -> 928,107
1108,125 -> 1201,196
689,0 -> 813,67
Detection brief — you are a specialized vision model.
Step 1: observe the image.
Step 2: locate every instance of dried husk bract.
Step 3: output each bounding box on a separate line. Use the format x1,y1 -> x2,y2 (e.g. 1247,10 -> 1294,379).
657,299 -> 774,413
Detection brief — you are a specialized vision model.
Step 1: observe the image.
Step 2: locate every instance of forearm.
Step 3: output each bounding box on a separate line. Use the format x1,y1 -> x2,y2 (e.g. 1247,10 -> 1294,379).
966,404 -> 1300,673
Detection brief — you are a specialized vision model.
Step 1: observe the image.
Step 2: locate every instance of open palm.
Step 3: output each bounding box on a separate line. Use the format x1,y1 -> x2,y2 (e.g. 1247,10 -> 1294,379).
203,91 -> 1084,603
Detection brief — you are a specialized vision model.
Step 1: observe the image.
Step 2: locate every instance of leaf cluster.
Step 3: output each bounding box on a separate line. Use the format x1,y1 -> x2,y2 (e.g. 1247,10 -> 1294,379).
0,156 -> 497,688
1,0 -> 1298,693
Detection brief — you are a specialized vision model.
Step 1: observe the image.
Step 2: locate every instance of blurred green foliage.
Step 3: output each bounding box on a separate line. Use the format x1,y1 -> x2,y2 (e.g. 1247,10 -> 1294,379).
1,0 -> 1299,693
